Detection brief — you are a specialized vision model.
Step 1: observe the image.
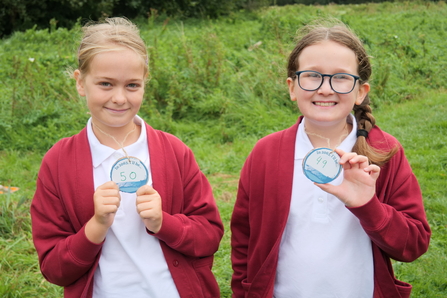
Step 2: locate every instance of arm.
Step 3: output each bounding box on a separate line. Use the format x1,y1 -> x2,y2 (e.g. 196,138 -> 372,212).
348,148 -> 431,262
146,140 -> 224,258
317,147 -> 430,262
230,179 -> 251,298
31,173 -> 102,286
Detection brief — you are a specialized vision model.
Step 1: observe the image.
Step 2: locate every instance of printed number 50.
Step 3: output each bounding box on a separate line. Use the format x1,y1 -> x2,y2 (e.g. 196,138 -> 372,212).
120,172 -> 137,181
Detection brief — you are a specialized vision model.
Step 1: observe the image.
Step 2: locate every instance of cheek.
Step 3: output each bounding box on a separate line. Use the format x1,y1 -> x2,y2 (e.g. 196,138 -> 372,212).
130,92 -> 144,107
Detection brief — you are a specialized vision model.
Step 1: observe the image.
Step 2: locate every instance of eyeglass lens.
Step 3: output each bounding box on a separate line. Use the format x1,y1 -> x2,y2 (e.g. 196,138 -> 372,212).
298,71 -> 356,93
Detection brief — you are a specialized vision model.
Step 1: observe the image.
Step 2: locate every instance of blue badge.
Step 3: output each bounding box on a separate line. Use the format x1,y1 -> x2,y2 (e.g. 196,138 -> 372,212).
302,148 -> 342,184
110,156 -> 149,193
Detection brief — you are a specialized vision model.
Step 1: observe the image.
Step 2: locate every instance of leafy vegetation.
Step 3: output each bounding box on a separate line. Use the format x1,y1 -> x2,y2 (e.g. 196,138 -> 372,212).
0,1 -> 446,297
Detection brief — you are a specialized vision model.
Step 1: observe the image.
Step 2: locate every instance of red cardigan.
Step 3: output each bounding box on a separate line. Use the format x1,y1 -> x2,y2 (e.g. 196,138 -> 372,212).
231,117 -> 431,298
31,123 -> 224,298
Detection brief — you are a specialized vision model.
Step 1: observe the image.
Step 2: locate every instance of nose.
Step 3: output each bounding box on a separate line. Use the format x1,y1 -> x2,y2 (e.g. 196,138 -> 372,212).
112,88 -> 127,105
317,77 -> 334,95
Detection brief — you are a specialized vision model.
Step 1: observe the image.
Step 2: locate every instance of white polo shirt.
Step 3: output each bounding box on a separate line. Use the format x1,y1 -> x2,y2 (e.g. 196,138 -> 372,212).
274,115 -> 374,298
87,116 -> 180,298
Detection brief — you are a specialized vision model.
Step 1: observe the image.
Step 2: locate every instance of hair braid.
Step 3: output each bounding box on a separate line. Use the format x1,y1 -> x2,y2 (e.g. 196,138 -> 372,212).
352,97 -> 397,166
287,19 -> 398,167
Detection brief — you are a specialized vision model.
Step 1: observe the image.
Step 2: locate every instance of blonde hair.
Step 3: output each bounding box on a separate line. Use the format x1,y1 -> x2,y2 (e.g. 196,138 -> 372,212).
76,17 -> 148,78
287,19 -> 397,166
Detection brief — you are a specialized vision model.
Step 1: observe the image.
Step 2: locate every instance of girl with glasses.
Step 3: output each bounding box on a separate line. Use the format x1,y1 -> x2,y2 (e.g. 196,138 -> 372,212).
231,19 -> 430,298
31,17 -> 223,298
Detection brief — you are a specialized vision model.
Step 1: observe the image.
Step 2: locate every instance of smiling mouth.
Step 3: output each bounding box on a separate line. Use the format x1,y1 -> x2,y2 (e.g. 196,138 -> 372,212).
105,107 -> 128,113
314,102 -> 336,107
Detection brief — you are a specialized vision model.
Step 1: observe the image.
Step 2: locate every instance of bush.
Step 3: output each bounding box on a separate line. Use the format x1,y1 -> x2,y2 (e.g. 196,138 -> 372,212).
0,0 -> 253,38
1,1 -> 446,153
3,0 -> 437,38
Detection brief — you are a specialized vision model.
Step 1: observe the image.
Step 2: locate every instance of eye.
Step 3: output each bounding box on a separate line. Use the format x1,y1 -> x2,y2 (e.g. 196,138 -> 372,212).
333,74 -> 351,80
99,82 -> 112,87
303,71 -> 321,79
127,83 -> 139,88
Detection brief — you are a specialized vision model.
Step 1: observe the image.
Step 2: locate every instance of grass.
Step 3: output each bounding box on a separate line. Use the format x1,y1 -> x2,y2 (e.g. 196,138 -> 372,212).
1,1 -> 447,297
1,92 -> 445,297
375,90 -> 447,297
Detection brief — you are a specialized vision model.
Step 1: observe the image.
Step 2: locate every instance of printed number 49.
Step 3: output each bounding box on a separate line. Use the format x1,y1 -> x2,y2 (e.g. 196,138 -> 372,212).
316,156 -> 327,168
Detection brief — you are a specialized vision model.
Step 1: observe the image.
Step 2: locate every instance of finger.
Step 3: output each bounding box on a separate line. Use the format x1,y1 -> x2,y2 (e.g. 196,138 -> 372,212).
102,196 -> 121,205
334,148 -> 346,157
98,188 -> 121,198
97,181 -> 119,191
101,204 -> 120,213
347,155 -> 370,170
338,152 -> 358,165
365,164 -> 381,179
136,185 -> 157,196
339,153 -> 369,168
136,201 -> 154,213
136,192 -> 161,206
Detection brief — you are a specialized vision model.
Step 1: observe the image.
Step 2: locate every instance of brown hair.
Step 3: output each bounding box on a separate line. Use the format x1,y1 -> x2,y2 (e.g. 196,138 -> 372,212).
287,19 -> 397,166
76,17 -> 149,79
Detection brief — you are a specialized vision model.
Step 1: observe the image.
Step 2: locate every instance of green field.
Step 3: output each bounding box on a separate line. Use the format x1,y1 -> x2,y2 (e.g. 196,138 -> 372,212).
1,1 -> 446,297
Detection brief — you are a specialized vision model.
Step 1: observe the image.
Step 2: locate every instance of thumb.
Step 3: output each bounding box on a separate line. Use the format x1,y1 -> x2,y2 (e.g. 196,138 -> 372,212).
315,183 -> 351,206
314,182 -> 336,195
136,185 -> 157,196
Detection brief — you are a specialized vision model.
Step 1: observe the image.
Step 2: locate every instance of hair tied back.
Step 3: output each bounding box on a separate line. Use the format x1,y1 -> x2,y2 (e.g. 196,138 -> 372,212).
356,129 -> 369,138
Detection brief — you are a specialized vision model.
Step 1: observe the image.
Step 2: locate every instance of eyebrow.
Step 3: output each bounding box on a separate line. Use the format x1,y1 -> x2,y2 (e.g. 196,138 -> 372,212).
94,76 -> 144,82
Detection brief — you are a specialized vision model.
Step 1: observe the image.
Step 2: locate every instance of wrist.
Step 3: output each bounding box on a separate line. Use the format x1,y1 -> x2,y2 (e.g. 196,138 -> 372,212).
85,217 -> 109,244
143,218 -> 162,234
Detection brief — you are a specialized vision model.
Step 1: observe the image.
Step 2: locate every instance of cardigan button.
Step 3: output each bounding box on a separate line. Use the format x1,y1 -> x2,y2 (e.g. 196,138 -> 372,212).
173,259 -> 179,267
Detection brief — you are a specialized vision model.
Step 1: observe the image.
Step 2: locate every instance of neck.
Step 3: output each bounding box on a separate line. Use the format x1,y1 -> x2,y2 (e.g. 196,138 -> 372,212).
304,117 -> 352,149
91,120 -> 141,150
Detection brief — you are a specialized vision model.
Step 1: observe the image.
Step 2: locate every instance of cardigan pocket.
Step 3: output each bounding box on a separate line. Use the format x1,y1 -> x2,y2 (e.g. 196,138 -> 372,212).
241,279 -> 252,291
395,278 -> 412,298
193,256 -> 219,298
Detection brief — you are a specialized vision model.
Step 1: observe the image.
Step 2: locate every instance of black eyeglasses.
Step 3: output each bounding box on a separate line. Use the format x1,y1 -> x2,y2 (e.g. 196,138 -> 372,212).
295,70 -> 360,94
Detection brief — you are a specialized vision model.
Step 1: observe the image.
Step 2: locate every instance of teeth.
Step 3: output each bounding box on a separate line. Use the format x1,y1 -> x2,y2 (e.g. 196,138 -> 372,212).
314,102 -> 336,107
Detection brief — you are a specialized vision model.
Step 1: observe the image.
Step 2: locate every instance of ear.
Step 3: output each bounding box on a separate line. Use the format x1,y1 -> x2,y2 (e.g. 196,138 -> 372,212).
287,77 -> 297,102
73,69 -> 86,97
355,82 -> 370,105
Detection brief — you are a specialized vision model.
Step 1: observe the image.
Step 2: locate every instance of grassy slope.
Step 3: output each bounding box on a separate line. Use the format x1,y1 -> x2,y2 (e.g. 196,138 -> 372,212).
210,90 -> 447,297
1,91 -> 444,297
1,2 -> 447,297
374,90 -> 447,297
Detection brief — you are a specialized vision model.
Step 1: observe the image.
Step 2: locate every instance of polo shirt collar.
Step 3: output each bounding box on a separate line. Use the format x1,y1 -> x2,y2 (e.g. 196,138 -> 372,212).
295,114 -> 357,160
87,116 -> 147,168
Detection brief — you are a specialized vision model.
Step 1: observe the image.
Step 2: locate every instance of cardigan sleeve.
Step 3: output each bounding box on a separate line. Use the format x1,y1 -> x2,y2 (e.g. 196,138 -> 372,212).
149,133 -> 224,258
348,132 -> 431,262
230,164 -> 251,298
31,143 -> 102,286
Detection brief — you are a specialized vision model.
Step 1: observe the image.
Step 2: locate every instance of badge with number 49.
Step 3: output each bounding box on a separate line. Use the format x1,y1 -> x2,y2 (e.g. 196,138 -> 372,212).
302,148 -> 342,184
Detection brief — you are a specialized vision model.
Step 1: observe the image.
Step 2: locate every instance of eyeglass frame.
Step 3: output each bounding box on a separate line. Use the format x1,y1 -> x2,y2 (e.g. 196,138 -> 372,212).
294,70 -> 361,94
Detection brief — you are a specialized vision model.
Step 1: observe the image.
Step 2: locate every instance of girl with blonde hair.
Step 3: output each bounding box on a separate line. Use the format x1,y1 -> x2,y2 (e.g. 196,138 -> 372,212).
32,17 -> 223,298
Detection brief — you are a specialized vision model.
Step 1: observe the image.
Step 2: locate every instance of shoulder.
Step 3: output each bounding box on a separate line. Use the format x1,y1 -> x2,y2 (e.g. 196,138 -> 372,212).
368,125 -> 402,151
144,123 -> 194,165
42,129 -> 88,164
250,121 -> 299,156
145,123 -> 189,150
